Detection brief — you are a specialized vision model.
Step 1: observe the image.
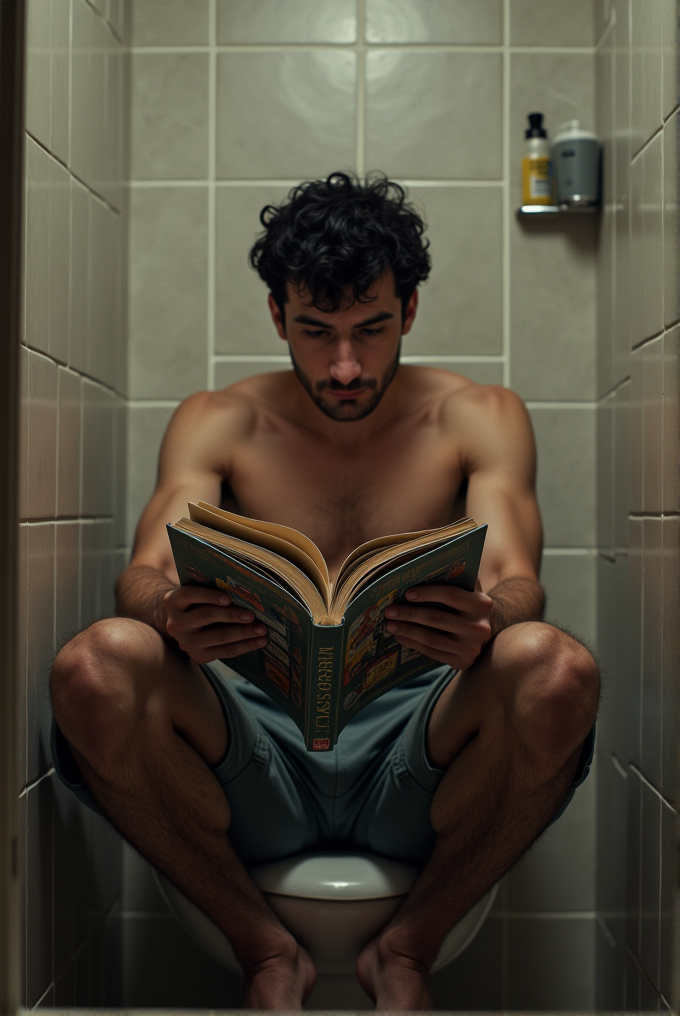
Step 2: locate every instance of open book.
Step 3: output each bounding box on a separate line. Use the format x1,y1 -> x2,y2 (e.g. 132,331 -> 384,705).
167,503 -> 487,750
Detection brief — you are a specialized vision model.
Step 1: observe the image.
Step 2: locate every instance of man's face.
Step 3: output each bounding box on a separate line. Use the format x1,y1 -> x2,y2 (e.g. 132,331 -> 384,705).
268,273 -> 418,422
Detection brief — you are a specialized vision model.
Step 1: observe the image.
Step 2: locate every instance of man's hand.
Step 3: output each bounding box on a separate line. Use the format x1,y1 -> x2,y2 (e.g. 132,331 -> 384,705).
383,585 -> 494,671
164,585 -> 269,664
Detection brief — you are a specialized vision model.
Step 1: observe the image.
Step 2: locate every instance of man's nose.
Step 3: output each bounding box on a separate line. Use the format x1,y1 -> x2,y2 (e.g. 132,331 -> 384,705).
329,340 -> 362,386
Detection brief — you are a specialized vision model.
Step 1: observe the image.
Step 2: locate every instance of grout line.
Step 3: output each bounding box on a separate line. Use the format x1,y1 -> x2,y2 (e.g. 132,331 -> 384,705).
525,400 -> 597,409
25,129 -> 122,217
128,399 -> 182,409
501,0 -> 510,390
401,354 -> 505,362
22,341 -> 127,399
129,43 -> 597,54
214,354 -> 292,362
129,177 -> 506,188
19,767 -> 55,798
631,328 -> 665,351
31,981 -> 55,1009
542,547 -> 598,555
355,0 -> 365,175
596,914 -> 617,948
610,752 -> 629,780
503,911 -> 599,919
19,516 -> 115,526
207,0 -> 217,390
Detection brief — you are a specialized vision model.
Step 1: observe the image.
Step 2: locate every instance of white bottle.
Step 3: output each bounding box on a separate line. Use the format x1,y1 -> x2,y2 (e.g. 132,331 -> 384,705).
552,120 -> 601,209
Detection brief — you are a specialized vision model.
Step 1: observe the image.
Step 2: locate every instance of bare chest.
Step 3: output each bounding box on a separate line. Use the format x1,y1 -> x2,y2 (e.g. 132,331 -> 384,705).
227,426 -> 463,576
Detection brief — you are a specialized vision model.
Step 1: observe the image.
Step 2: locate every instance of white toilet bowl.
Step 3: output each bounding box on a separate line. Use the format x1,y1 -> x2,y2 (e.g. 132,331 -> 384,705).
154,851 -> 498,976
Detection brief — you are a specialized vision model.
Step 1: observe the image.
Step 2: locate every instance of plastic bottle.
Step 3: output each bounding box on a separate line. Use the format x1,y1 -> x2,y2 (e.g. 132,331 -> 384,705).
552,120 -> 600,209
522,112 -> 554,206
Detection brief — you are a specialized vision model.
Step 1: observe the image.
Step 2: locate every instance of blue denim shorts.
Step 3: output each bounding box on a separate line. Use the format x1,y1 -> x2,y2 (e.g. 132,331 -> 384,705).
51,664 -> 595,865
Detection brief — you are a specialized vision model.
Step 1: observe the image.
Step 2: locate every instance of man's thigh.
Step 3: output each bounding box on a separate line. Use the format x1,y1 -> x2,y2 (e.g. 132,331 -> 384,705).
51,617 -> 228,808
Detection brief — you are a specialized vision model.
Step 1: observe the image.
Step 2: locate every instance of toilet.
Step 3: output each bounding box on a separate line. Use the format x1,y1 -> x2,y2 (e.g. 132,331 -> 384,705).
154,850 -> 499,976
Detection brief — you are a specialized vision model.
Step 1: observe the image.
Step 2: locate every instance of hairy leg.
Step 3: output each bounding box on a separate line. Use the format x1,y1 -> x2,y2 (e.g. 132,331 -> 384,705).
356,622 -> 599,1010
51,618 -> 315,1009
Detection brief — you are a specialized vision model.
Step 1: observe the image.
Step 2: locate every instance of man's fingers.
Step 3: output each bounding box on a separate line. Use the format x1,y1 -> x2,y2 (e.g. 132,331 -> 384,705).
173,604 -> 255,629
404,584 -> 493,615
188,622 -> 267,650
389,631 -> 461,669
165,584 -> 233,607
193,634 -> 269,664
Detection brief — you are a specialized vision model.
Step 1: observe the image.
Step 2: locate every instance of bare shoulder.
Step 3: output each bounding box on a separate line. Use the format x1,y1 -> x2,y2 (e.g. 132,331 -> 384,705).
414,369 -> 534,469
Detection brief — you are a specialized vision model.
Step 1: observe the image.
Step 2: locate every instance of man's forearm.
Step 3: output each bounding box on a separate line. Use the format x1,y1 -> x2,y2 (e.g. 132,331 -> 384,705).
115,564 -> 175,637
488,575 -> 545,638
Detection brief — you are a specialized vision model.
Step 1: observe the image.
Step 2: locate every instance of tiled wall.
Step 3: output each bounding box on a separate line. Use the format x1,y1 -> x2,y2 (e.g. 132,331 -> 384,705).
125,0 -> 601,1008
19,0 -> 129,1006
594,0 -> 680,1010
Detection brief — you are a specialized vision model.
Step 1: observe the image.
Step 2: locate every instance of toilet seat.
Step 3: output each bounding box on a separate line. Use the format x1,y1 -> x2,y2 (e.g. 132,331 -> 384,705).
154,851 -> 499,975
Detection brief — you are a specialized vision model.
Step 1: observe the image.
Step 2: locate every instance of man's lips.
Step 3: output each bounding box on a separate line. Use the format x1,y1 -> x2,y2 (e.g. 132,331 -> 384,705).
327,387 -> 366,400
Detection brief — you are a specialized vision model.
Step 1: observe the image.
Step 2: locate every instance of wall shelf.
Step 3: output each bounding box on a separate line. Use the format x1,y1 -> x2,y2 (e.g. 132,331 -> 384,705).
517,204 -> 599,216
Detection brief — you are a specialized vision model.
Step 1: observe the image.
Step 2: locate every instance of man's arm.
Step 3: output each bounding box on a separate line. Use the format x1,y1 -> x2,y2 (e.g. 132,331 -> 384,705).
383,385 -> 544,670
116,391 -> 269,661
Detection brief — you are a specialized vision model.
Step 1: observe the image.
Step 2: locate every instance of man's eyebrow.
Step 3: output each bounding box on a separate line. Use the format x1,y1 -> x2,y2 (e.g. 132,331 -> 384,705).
293,311 -> 394,328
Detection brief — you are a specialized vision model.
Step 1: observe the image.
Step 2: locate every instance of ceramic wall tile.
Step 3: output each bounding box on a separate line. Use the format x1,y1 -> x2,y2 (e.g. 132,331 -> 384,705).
507,765 -> 596,911
659,800 -> 677,1001
25,776 -> 54,1007
57,368 -> 82,517
597,393 -> 615,556
54,769 -> 85,983
629,347 -> 644,512
595,915 -> 627,1010
661,0 -> 678,119
640,779 -> 662,989
643,334 -> 664,513
25,0 -> 52,150
214,185 -> 292,356
528,407 -> 596,547
628,518 -> 643,768
365,0 -> 502,45
26,522 -> 56,785
122,843 -> 168,913
213,359 -> 292,389
108,0 -> 126,43
88,200 -> 118,387
662,329 -> 679,511
80,521 -> 115,627
510,0 -> 595,46
55,522 -> 81,651
664,111 -> 679,328
596,30 -> 615,398
27,349 -> 58,520
638,776 -> 658,991
129,187 -> 208,398
17,525 -> 29,795
625,947 -> 642,1010
641,519 -> 663,788
19,347 -> 29,519
661,515 -> 679,800
69,180 -> 90,376
105,40 -> 122,210
217,51 -> 356,179
612,382 -> 630,552
596,556 -> 618,756
126,404 -> 179,546
121,914 -> 242,1006
631,133 -> 664,346
132,0 -> 210,45
402,187 -> 503,356
218,0 -> 357,44
51,0 -> 70,165
50,158 -> 71,365
626,766 -> 642,955
113,397 -> 128,549
507,916 -> 596,1009
631,0 -> 665,153
613,0 -> 632,384
71,0 -> 94,188
89,13 -> 109,197
131,54 -> 209,180
594,0 -> 613,46
24,137 -> 51,357
81,380 -> 115,517
510,215 -> 597,399
541,553 -> 598,644
366,51 -> 501,180
596,752 -> 628,921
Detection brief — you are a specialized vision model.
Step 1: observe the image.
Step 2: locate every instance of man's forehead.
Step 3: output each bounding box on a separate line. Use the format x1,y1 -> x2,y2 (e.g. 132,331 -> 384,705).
285,273 -> 399,317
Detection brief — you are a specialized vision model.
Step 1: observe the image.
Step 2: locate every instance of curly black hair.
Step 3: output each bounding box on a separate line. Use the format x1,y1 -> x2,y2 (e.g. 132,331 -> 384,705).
249,172 -> 431,318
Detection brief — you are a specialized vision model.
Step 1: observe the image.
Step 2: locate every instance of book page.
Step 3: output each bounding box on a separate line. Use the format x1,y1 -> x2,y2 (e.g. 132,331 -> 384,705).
192,502 -> 330,594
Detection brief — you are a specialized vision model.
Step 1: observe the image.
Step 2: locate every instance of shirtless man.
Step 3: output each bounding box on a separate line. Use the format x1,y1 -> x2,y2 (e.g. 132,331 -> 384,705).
50,173 -> 599,1011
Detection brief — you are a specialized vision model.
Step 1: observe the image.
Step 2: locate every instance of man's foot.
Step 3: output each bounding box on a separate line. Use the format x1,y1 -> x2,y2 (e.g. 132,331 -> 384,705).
356,933 -> 432,1011
242,940 -> 316,1010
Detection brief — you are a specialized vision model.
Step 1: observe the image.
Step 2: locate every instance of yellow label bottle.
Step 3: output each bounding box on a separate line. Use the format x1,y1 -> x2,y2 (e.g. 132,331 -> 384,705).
522,113 -> 554,206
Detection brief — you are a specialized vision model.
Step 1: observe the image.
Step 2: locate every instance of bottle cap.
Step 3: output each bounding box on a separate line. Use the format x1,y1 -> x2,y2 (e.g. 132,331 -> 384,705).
553,120 -> 599,144
525,112 -> 547,139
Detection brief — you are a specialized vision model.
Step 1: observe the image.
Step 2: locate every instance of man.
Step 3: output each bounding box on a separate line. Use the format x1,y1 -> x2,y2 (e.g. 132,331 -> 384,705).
51,173 -> 599,1011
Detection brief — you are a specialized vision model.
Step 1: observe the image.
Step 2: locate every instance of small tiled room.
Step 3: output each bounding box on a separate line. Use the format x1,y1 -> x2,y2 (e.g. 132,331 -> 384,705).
4,0 -> 679,1010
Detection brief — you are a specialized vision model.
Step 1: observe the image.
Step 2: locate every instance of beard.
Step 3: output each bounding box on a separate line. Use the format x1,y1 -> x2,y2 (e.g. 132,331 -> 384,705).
290,343 -> 401,422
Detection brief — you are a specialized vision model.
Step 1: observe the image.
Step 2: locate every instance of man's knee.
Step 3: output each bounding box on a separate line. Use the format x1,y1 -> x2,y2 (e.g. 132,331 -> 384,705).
502,621 -> 599,767
51,617 -> 150,762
